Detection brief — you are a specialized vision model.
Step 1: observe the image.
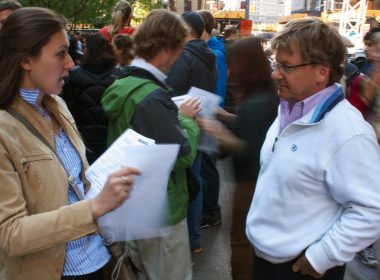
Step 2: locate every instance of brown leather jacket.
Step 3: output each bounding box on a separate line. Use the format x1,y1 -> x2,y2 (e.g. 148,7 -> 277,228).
0,95 -> 98,279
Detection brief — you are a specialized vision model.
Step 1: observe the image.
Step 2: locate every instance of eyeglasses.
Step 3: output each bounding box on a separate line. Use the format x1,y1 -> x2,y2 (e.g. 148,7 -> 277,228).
273,62 -> 316,74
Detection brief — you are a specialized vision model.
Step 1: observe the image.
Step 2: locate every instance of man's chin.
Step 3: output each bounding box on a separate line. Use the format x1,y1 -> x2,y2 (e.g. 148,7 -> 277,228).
278,90 -> 288,100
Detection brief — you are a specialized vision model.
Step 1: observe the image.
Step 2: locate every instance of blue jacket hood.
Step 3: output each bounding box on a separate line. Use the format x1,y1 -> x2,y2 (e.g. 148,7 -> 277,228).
207,36 -> 225,53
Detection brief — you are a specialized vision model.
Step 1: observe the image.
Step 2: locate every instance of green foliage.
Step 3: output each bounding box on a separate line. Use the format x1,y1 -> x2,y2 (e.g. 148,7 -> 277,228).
18,0 -> 162,29
132,0 -> 162,12
131,0 -> 162,23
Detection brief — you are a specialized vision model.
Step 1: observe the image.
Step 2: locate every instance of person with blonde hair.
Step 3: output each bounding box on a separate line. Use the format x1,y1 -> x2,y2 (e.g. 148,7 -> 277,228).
98,0 -> 134,42
246,17 -> 380,280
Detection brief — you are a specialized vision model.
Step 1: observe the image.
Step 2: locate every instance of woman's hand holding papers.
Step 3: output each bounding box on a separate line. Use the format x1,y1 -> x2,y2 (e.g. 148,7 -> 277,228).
90,167 -> 141,219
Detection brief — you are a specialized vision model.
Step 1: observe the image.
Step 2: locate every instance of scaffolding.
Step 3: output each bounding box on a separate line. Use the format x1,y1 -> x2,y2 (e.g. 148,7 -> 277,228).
336,0 -> 368,47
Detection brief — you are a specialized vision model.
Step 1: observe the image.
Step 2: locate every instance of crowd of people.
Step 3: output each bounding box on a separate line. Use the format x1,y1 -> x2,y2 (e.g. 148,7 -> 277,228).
0,0 -> 380,280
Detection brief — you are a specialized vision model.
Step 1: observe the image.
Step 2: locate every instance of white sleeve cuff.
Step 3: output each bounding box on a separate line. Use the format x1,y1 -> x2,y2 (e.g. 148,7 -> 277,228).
305,243 -> 342,274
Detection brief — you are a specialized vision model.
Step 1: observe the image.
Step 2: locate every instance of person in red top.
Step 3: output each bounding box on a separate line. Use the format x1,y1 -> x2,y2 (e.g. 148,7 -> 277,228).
98,0 -> 134,42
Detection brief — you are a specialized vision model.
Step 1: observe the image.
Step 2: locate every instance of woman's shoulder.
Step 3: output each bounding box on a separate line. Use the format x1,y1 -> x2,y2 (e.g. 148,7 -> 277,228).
99,25 -> 111,32
120,26 -> 135,35
0,110 -> 13,127
98,26 -> 112,41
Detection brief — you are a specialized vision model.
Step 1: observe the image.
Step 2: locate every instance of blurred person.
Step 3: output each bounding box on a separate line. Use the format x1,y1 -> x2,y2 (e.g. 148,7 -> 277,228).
224,28 -> 242,114
223,25 -> 239,41
353,28 -> 380,74
264,48 -> 275,70
166,11 -> 216,96
342,62 -> 369,115
197,9 -> 226,229
67,33 -> 83,65
73,31 -> 84,54
166,11 -> 217,256
223,25 -> 239,51
246,18 -> 380,280
339,35 -> 369,116
111,33 -> 135,67
336,47 -> 378,267
361,31 -> 380,140
98,0 -> 134,42
199,36 -> 277,280
63,33 -> 124,164
259,33 -> 274,54
0,0 -> 21,29
211,28 -> 221,38
101,9 -> 200,280
198,10 -> 227,107
0,7 -> 140,280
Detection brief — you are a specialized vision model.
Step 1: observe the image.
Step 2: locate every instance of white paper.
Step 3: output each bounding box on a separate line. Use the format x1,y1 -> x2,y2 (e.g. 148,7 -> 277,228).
187,86 -> 221,118
84,129 -> 180,241
171,94 -> 192,106
97,144 -> 179,242
85,129 -> 155,199
187,87 -> 221,153
120,128 -> 156,146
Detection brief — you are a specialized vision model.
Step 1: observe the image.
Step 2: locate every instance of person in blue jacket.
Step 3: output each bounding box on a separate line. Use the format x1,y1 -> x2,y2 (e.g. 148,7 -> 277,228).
198,9 -> 227,107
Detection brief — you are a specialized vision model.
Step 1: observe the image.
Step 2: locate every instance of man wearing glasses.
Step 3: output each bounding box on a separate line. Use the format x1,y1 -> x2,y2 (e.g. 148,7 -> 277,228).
246,18 -> 380,280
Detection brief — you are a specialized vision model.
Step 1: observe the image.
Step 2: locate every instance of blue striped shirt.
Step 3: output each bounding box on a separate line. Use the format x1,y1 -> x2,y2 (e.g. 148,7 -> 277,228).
19,89 -> 110,276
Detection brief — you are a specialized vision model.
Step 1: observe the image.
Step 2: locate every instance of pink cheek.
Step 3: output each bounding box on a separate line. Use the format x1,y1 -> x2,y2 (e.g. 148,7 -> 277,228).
271,70 -> 281,80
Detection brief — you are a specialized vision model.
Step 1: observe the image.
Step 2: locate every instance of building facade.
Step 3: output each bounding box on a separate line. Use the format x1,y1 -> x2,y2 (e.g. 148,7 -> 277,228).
286,0 -> 323,13
250,0 -> 285,22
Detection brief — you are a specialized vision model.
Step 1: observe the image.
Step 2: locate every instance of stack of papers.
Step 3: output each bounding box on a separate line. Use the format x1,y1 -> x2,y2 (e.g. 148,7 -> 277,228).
172,87 -> 221,153
85,129 -> 179,242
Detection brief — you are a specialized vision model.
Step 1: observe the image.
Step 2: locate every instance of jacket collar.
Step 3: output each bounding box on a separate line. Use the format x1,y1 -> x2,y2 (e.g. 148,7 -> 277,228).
131,57 -> 167,84
291,83 -> 344,125
276,84 -> 345,132
309,84 -> 345,123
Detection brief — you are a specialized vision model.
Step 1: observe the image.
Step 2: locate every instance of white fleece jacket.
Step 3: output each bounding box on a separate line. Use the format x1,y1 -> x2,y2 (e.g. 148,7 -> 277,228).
246,87 -> 380,273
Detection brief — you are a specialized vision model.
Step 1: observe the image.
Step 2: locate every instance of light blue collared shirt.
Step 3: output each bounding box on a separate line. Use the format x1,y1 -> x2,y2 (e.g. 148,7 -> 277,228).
19,89 -> 110,276
279,84 -> 337,132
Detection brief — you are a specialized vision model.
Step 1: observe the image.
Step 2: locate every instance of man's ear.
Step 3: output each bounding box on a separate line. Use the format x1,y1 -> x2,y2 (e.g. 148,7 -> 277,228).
20,56 -> 32,71
316,64 -> 330,84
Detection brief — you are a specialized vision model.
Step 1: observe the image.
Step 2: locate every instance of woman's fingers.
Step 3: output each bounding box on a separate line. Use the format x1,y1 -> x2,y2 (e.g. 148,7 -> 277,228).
91,167 -> 141,219
110,166 -> 140,178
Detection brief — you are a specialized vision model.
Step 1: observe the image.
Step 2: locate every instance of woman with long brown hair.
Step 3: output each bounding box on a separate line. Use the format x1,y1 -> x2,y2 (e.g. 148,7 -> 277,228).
199,36 -> 278,280
0,7 -> 139,279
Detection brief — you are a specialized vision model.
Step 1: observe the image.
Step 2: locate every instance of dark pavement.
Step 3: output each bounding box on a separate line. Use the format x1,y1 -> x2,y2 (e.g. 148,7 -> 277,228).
192,157 -> 234,280
192,157 -> 380,280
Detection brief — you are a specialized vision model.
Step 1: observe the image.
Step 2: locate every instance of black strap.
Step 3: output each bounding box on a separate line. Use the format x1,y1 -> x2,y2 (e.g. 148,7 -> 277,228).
7,108 -> 85,200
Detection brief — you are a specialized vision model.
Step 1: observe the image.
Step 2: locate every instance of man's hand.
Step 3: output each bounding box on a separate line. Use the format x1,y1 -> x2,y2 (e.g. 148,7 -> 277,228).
292,254 -> 324,278
178,97 -> 201,119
